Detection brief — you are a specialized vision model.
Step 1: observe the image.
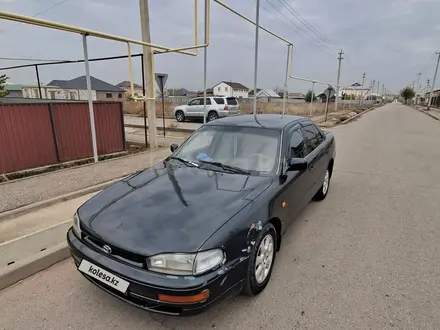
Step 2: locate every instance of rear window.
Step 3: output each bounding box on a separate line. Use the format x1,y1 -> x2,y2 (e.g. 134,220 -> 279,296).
226,97 -> 238,105
213,97 -> 225,105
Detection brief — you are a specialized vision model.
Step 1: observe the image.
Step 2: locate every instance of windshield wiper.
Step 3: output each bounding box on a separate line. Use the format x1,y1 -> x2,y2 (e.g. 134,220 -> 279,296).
198,160 -> 250,175
169,156 -> 199,167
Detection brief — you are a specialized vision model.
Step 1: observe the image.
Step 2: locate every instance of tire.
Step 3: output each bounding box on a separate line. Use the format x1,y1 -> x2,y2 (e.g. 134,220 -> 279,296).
207,111 -> 219,122
175,110 -> 185,122
313,168 -> 330,201
243,223 -> 277,296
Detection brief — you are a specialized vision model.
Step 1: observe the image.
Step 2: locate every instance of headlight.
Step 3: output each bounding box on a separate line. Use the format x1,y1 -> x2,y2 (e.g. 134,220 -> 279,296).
147,249 -> 224,276
72,212 -> 81,236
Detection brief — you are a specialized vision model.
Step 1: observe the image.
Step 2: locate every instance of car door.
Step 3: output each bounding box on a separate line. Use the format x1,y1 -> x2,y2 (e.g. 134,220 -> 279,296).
300,123 -> 327,198
186,98 -> 201,117
273,126 -> 314,230
199,97 -> 212,117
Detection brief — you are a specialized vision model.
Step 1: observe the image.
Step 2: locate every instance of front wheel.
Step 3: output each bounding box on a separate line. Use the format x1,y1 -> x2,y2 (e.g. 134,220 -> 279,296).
242,223 -> 277,296
313,168 -> 330,201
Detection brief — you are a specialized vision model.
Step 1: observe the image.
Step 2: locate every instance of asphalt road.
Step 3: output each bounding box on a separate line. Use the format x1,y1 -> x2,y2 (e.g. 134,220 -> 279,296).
1,104 -> 440,330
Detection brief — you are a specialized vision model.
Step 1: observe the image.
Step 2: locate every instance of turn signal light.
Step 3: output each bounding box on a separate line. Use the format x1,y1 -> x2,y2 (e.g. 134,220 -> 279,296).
158,290 -> 209,304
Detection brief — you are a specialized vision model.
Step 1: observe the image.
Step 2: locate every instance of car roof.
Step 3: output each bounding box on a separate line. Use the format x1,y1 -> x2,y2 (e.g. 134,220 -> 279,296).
204,114 -> 309,130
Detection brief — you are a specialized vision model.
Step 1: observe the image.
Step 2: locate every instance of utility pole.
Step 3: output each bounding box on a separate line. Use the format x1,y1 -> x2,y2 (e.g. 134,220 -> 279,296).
335,50 -> 343,111
376,80 -> 380,102
416,72 -> 422,104
381,84 -> 384,102
427,51 -> 440,110
360,72 -> 366,105
139,0 -> 157,149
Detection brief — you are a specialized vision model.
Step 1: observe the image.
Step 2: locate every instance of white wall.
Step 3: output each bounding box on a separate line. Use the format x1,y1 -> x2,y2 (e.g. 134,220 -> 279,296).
232,89 -> 249,98
22,87 -> 97,101
212,82 -> 249,98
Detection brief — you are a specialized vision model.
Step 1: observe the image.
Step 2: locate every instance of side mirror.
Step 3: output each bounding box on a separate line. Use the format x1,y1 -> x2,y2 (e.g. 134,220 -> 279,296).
170,143 -> 179,152
287,158 -> 307,171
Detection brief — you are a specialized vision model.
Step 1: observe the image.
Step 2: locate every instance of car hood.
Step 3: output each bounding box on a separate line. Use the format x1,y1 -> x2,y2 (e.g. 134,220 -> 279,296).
78,162 -> 272,256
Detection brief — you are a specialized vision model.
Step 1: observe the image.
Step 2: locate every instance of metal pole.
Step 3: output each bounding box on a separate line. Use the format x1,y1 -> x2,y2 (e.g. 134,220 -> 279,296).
309,81 -> 315,117
335,50 -> 343,111
360,72 -> 365,105
427,52 -> 440,110
282,44 -> 290,117
161,78 -> 165,137
252,0 -> 261,118
324,92 -> 329,122
35,65 -> 43,99
203,0 -> 208,124
140,54 -> 148,147
82,34 -> 98,163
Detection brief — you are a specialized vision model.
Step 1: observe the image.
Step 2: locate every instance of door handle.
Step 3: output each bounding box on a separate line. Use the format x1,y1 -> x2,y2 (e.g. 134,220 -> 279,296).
309,165 -> 314,172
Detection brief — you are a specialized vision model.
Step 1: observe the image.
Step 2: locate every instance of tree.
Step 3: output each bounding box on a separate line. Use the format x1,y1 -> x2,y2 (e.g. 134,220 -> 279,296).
273,86 -> 284,98
304,89 -> 317,102
0,74 -> 9,97
400,86 -> 415,104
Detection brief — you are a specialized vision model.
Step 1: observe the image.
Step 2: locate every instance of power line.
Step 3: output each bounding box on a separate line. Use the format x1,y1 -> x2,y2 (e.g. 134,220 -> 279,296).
0,56 -> 70,62
276,0 -> 340,52
32,0 -> 69,18
261,0 -> 337,54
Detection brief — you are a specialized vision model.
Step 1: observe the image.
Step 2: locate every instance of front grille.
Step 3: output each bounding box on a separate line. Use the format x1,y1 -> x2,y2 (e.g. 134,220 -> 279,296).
81,227 -> 146,267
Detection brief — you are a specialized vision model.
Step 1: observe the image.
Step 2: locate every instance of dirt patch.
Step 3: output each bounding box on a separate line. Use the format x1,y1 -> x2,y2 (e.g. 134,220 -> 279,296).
0,143 -> 150,183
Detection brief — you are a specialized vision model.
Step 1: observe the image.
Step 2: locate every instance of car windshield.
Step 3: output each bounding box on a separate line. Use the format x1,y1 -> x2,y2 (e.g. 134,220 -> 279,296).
174,125 -> 281,174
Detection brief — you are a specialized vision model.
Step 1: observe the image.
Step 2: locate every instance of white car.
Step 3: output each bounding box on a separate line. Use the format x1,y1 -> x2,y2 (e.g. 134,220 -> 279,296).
173,96 -> 240,122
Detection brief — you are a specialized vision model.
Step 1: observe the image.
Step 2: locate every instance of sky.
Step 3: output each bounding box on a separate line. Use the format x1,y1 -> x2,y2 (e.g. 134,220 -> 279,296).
0,0 -> 439,94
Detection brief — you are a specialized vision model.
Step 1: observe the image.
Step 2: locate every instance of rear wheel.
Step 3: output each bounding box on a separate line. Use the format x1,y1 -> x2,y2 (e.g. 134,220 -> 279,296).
313,168 -> 330,201
207,111 -> 219,122
243,223 -> 277,296
175,110 -> 185,122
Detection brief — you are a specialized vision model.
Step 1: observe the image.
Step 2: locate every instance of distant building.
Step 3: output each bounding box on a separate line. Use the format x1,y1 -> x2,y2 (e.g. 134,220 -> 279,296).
342,82 -> 369,99
249,89 -> 281,98
116,81 -> 143,99
288,92 -> 305,100
49,76 -> 124,102
212,81 -> 249,98
4,84 -> 23,98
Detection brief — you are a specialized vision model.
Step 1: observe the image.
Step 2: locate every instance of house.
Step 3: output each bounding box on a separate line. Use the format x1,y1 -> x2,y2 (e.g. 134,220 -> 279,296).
4,84 -> 23,98
317,86 -> 336,103
168,88 -> 196,97
116,81 -> 143,98
249,89 -> 281,98
342,82 -> 369,100
49,76 -> 124,101
288,92 -> 305,100
212,81 -> 249,98
425,89 -> 440,107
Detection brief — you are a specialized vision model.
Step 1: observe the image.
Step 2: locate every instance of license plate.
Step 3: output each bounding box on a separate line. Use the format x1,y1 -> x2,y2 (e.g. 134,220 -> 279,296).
78,260 -> 130,293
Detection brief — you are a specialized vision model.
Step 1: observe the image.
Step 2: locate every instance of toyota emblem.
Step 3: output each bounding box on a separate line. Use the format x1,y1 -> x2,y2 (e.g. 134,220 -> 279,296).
102,245 -> 112,254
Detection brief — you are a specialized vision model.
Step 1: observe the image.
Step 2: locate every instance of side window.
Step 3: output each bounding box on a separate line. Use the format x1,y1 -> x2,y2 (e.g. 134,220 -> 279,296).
199,98 -> 211,105
189,99 -> 201,106
288,129 -> 306,159
213,97 -> 224,105
301,124 -> 322,154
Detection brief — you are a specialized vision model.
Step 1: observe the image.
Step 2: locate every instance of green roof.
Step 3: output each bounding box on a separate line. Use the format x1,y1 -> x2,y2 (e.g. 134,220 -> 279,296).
5,84 -> 22,91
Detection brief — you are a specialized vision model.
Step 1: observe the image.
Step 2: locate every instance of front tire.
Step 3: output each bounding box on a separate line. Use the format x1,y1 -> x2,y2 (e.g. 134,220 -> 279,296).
243,223 -> 277,296
313,168 -> 330,201
175,110 -> 185,122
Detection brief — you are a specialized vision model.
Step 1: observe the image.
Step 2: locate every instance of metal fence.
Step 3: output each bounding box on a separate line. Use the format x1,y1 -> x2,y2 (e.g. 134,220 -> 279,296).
0,101 -> 125,174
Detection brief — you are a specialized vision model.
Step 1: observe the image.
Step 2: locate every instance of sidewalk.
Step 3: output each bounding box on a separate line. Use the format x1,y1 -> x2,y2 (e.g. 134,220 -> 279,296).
0,148 -> 172,214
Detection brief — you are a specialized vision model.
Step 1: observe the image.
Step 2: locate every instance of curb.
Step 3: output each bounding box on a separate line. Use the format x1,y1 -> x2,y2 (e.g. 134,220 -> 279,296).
125,123 -> 195,134
339,105 -> 378,124
0,242 -> 69,290
413,107 -> 440,121
0,176 -> 124,223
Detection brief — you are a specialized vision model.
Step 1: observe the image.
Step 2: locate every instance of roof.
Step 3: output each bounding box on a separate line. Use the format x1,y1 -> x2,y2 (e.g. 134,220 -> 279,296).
205,114 -> 307,130
249,89 -> 281,97
48,76 -> 123,92
213,81 -> 249,90
116,81 -> 142,89
5,84 -> 22,91
350,82 -> 362,87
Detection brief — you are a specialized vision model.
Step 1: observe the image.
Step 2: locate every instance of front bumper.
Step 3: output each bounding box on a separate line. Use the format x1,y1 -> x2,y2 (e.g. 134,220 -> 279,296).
67,228 -> 247,316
